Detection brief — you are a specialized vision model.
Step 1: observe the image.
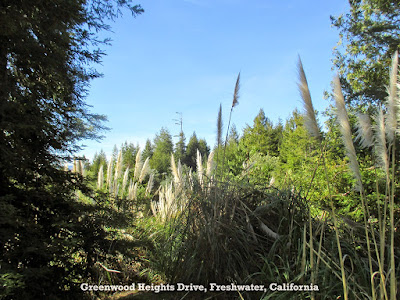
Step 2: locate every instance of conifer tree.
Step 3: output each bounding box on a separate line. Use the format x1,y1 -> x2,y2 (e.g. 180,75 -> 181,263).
0,1 -> 143,298
331,0 -> 400,107
151,128 -> 174,175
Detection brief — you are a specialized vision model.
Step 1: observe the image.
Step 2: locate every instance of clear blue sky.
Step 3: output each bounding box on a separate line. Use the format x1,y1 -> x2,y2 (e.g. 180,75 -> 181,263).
80,0 -> 349,161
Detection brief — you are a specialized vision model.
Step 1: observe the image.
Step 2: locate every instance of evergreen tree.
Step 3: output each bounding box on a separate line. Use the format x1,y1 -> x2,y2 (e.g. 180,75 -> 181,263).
91,149 -> 108,176
331,0 -> 400,107
184,132 -> 200,169
279,110 -> 313,167
198,138 -> 210,158
183,132 -> 209,170
174,131 -> 186,163
121,141 -> 138,168
151,128 -> 174,175
240,109 -> 282,157
112,144 -> 119,163
142,139 -> 154,160
0,0 -> 143,298
228,124 -> 240,144
223,125 -> 242,176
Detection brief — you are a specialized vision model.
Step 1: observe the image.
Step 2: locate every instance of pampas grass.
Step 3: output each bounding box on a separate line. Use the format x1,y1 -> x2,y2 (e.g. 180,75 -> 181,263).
298,57 -> 321,141
298,59 -> 348,300
385,51 -> 398,142
107,159 -> 113,188
128,181 -> 138,201
146,173 -> 154,196
151,182 -> 178,222
373,106 -> 390,174
356,113 -> 374,148
196,149 -> 203,188
79,160 -> 85,176
333,76 -> 363,191
139,157 -> 150,183
115,150 -> 123,180
122,167 -> 130,196
73,159 -> 77,173
206,150 -> 215,179
386,51 -> 398,300
217,104 -> 223,148
171,154 -> 181,185
222,73 -> 240,178
97,164 -> 104,189
134,149 -> 142,181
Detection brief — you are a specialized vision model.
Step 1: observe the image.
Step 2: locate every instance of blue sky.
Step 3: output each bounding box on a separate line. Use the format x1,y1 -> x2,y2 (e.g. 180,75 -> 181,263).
80,0 -> 349,161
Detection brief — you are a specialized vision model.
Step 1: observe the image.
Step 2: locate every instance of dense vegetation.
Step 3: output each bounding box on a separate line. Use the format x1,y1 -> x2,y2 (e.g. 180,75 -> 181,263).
1,0 -> 399,300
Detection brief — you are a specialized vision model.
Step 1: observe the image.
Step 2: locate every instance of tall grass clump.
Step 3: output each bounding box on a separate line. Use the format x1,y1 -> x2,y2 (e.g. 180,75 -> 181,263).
298,57 -> 349,300
145,75 -> 329,299
299,53 -> 399,300
94,148 -> 154,213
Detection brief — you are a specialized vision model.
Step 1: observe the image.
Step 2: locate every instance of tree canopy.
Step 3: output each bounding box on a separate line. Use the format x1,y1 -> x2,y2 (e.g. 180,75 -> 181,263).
150,127 -> 174,175
331,0 -> 400,107
0,0 -> 143,298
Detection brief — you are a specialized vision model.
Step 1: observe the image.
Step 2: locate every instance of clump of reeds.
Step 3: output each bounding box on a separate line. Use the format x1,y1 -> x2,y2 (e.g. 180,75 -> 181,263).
96,148 -> 155,211
299,52 -> 399,300
97,164 -> 104,189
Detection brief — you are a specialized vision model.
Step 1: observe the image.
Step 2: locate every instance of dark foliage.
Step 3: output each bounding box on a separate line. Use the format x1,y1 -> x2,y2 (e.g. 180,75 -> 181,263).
0,0 -> 143,298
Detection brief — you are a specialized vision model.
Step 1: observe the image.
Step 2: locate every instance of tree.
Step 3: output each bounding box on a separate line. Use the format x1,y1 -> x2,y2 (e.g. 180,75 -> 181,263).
227,124 -> 240,144
184,132 -> 199,169
121,141 -> 138,168
240,109 -> 282,157
151,128 -> 174,175
142,138 -> 154,160
331,0 -> 400,107
174,131 -> 186,163
0,0 -> 143,298
91,149 -> 108,176
184,132 -> 210,170
198,138 -> 210,158
223,124 -> 243,176
279,110 -> 314,168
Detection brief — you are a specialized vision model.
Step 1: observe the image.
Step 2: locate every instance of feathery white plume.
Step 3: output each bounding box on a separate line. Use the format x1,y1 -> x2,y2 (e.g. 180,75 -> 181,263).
122,167 -> 130,195
133,149 -> 142,181
196,149 -> 203,188
373,106 -> 390,175
139,157 -> 150,183
298,57 -> 321,141
355,113 -> 374,148
333,76 -> 362,191
97,164 -> 104,190
386,50 -> 399,142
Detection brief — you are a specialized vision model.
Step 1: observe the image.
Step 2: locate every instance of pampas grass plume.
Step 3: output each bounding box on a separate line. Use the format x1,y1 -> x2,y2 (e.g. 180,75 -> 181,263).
122,167 -> 130,194
206,150 -> 215,179
217,104 -> 223,147
355,113 -> 374,148
374,106 -> 390,174
333,76 -> 363,190
139,157 -> 150,183
298,57 -> 321,141
134,149 -> 142,181
97,164 -> 104,190
386,50 -> 398,142
232,72 -> 240,108
146,173 -> 154,196
171,154 -> 180,184
196,149 -> 203,187
115,150 -> 123,180
107,159 -> 113,188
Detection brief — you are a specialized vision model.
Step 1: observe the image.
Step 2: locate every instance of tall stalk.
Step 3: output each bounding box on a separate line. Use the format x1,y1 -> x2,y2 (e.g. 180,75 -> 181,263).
386,51 -> 398,300
219,73 -> 240,181
298,58 -> 347,300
